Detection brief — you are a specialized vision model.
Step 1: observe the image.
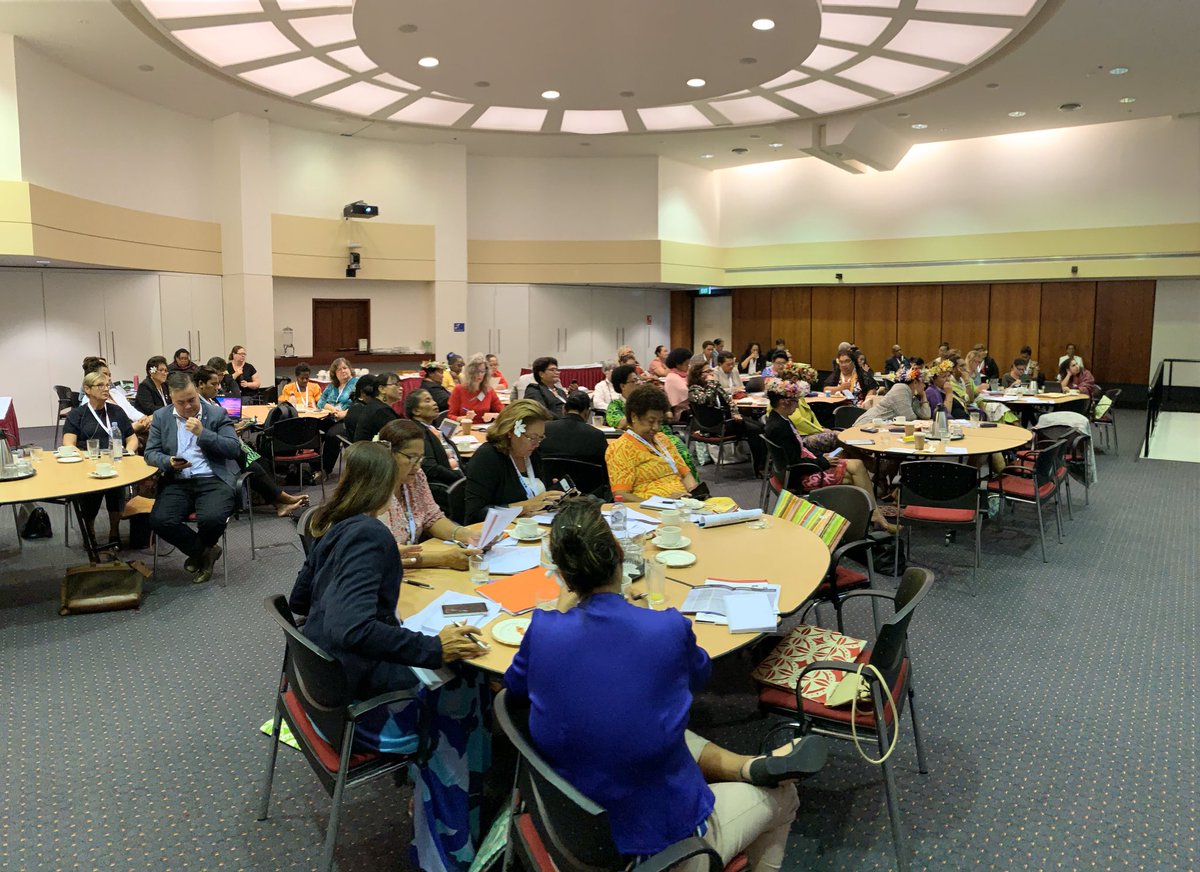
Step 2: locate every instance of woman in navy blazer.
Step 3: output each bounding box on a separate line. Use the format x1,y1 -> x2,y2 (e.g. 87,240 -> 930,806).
289,442 -> 490,871
505,499 -> 827,865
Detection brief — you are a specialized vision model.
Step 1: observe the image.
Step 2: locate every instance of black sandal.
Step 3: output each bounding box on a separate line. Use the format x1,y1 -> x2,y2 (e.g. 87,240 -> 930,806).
746,735 -> 830,787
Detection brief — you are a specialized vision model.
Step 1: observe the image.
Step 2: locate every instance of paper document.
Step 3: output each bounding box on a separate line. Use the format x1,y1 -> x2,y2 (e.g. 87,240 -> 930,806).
681,580 -> 781,625
724,593 -> 778,634
478,506 -> 523,549
844,439 -> 874,445
484,544 -> 543,575
401,591 -> 502,636
693,508 -> 762,528
945,446 -> 969,455
638,495 -> 682,510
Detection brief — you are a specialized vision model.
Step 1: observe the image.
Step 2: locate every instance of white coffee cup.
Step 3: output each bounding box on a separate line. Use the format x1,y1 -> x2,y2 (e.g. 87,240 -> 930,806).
894,416 -> 905,424
514,517 -> 539,538
657,525 -> 683,548
659,509 -> 682,528
95,462 -> 115,476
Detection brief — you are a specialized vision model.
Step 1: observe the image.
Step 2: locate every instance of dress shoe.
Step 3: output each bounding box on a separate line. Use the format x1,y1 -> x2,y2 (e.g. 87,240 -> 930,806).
193,545 -> 222,584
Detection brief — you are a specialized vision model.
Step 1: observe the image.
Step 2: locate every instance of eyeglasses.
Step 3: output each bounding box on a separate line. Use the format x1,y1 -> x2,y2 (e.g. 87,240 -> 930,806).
395,450 -> 424,463
518,431 -> 546,443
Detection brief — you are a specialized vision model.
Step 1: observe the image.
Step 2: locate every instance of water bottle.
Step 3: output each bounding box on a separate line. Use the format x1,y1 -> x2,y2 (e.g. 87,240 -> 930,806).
934,407 -> 947,440
610,498 -> 628,543
110,423 -> 123,461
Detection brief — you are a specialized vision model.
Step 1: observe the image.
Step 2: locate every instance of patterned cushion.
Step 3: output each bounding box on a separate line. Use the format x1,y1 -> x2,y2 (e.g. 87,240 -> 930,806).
758,649 -> 908,728
751,623 -> 866,703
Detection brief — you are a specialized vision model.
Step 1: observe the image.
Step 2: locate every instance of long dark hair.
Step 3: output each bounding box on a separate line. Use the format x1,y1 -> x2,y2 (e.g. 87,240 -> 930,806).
310,443 -> 400,537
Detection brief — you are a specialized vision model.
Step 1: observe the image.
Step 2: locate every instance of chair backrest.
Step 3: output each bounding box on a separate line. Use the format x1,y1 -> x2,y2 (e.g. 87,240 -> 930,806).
296,504 -> 321,555
267,415 -> 322,456
263,401 -> 298,429
689,402 -> 726,433
761,433 -> 823,494
898,460 -> 980,512
744,376 -> 765,393
263,595 -> 354,753
495,690 -> 715,872
53,384 -> 79,407
443,477 -> 467,525
833,405 -> 865,430
807,484 -> 873,542
869,567 -> 933,686
541,456 -> 611,501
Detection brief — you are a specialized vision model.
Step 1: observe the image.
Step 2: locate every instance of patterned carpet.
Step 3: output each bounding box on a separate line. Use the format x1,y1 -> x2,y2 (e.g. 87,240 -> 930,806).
1,415 -> 1196,872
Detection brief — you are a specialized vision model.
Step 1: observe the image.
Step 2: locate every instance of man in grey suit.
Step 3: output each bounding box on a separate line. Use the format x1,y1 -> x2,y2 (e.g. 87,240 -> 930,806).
145,371 -> 242,583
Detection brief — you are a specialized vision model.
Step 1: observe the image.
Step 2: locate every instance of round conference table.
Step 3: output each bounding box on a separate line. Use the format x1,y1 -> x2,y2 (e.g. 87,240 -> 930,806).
397,509 -> 831,673
0,453 -> 157,561
837,421 -> 1032,458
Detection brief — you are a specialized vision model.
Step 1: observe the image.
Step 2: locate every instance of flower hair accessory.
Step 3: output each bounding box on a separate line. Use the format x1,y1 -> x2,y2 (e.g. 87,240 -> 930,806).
923,358 -> 955,381
420,360 -> 442,375
513,419 -> 527,438
894,365 -> 924,384
764,378 -> 803,399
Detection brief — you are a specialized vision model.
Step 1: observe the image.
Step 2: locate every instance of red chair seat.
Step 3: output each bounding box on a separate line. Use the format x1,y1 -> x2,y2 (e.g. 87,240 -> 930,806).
987,476 -> 1054,499
277,449 -> 320,462
282,689 -> 376,772
769,475 -> 785,492
814,565 -> 868,596
899,505 -> 976,523
758,648 -> 908,729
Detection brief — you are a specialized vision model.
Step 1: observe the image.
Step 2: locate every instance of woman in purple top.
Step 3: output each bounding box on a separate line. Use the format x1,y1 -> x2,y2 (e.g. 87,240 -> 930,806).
505,498 -> 827,867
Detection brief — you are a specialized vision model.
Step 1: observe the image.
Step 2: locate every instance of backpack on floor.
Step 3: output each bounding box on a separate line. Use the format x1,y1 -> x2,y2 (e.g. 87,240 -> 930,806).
19,505 -> 52,539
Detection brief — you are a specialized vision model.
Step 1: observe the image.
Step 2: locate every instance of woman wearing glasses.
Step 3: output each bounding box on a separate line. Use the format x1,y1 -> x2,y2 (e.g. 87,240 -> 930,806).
464,399 -> 565,524
523,356 -> 570,418
375,420 -> 480,571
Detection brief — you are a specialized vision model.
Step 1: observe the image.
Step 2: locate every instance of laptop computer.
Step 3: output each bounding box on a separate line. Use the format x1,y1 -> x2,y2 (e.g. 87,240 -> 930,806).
216,396 -> 242,420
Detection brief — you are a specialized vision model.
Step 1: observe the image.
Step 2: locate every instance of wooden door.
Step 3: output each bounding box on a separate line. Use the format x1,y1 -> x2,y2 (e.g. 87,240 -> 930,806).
852,285 -> 897,371
939,284 -> 990,356
770,287 -> 812,365
896,285 -> 942,362
1039,281 -> 1096,379
1092,280 -> 1155,384
988,282 -> 1040,366
313,299 -> 370,354
669,291 -> 694,351
810,287 -> 854,370
732,287 -> 773,359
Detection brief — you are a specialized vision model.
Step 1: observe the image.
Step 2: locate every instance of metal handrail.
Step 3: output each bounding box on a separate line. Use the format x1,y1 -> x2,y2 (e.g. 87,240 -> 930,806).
1140,357 -> 1200,459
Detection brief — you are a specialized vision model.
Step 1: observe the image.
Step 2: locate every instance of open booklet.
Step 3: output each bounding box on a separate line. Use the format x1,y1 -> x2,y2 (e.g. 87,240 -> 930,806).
680,579 -> 781,632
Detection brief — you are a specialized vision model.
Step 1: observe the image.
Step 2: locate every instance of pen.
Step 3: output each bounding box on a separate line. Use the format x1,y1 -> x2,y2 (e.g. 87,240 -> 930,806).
404,580 -> 434,589
667,576 -> 696,588
455,620 -> 491,650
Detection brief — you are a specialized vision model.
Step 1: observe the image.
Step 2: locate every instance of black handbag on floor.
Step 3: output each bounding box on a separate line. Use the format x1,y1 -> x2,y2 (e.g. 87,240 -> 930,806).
19,505 -> 52,539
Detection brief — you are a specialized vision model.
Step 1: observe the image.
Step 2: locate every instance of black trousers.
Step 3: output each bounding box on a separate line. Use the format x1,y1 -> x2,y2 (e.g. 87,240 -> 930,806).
150,476 -> 235,559
77,486 -> 125,525
245,457 -> 283,503
729,415 -> 766,474
320,421 -> 346,474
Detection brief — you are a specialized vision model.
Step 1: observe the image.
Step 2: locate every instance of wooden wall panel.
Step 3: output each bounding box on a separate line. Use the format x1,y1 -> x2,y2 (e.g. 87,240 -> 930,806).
810,287 -> 855,369
1038,281 -> 1096,379
770,286 -> 812,365
988,282 -> 1041,365
939,284 -> 991,355
896,285 -> 942,362
669,291 -> 694,352
1091,280 -> 1155,384
852,285 -> 897,370
732,287 -> 773,359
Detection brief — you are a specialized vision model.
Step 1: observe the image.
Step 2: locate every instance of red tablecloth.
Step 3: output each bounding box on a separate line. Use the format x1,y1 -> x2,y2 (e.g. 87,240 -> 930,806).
519,365 -> 605,390
1,397 -> 19,446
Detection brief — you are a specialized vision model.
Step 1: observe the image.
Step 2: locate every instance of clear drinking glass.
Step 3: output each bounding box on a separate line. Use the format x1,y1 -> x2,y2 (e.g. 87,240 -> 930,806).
468,554 -> 489,585
969,410 -> 981,424
644,560 -> 666,609
86,439 -> 100,459
30,446 -> 44,462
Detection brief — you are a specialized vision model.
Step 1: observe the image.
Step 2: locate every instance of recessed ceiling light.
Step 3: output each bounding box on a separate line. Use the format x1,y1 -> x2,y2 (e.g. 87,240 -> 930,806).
1109,66 -> 1129,75
138,64 -> 155,72
418,56 -> 439,68
1119,96 -> 1136,104
1058,102 -> 1082,112
897,112 -> 910,118
541,90 -> 560,100
752,18 -> 775,31
398,23 -> 418,33
700,153 -> 714,159
739,57 -> 758,64
910,122 -> 928,129
687,78 -> 706,88
768,142 -> 784,148
474,80 -> 490,87
985,82 -> 1000,89
619,90 -> 635,97
1007,110 -> 1026,117
732,147 -> 748,154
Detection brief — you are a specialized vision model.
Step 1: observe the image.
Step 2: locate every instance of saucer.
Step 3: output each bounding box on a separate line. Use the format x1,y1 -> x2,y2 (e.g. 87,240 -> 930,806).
655,550 -> 697,568
57,455 -> 84,464
511,531 -> 543,543
89,470 -> 119,479
680,498 -> 705,510
652,535 -> 691,551
491,617 -> 532,646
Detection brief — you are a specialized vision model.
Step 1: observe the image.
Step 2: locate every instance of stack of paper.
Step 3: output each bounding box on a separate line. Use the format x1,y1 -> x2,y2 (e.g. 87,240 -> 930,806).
477,506 -> 523,549
681,579 -> 781,631
638,495 -> 682,510
724,593 -> 778,634
484,544 -> 543,575
693,508 -> 763,529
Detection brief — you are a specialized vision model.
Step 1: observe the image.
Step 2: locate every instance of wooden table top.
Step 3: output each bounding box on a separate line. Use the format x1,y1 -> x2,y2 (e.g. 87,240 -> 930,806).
838,421 -> 1032,457
0,455 -> 156,506
397,510 -> 831,674
242,404 -> 330,422
977,391 -> 1089,407
735,392 -> 849,410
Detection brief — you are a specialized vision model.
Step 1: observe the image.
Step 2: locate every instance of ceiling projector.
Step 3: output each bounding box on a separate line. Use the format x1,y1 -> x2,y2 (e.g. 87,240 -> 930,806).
343,201 -> 379,219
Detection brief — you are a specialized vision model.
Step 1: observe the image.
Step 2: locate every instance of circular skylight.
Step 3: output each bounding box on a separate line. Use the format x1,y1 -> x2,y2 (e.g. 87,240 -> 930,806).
135,0 -> 1049,134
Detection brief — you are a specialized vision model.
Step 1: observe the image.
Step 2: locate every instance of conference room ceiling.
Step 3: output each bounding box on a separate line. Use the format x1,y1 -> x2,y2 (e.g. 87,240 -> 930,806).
1,0 -> 1197,170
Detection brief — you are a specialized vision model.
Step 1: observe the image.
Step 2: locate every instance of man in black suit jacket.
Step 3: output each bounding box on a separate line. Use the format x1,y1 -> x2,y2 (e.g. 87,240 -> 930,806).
144,372 -> 243,583
540,392 -> 611,497
883,345 -> 908,374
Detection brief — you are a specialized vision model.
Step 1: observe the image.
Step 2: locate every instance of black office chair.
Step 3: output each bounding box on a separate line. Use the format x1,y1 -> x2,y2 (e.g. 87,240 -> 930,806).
262,416 -> 325,500
687,403 -> 746,470
743,376 -> 765,393
759,434 -> 824,511
443,477 -> 467,526
894,460 -> 983,593
833,405 -> 865,430
52,385 -> 80,445
257,596 -> 434,872
541,455 -> 611,501
494,689 -> 723,872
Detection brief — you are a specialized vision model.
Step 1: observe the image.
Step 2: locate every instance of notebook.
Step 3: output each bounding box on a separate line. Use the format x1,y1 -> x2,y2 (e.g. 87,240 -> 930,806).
724,593 -> 778,634
216,396 -> 242,419
474,566 -> 560,615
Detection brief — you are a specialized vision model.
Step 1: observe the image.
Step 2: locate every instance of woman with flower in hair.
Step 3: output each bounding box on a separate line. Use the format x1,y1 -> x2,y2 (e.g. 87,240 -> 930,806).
924,358 -> 969,419
463,399 -> 565,524
858,365 -> 932,425
771,361 -> 839,455
762,379 -> 896,532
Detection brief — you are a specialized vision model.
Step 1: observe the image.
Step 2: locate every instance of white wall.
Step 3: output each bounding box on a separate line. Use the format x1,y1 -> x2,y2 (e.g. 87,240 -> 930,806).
718,116 -> 1200,247
272,277 -> 433,360
467,156 -> 659,240
693,296 -> 732,351
1150,279 -> 1200,385
657,158 -> 719,246
0,270 -> 50,429
13,42 -> 216,219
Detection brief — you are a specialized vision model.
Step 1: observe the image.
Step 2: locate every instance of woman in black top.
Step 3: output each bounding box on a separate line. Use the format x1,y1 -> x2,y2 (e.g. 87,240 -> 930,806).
228,345 -> 260,395
523,356 -> 570,417
419,362 -> 451,411
464,399 -> 564,524
134,355 -> 170,415
62,370 -> 140,546
204,356 -> 240,397
167,348 -> 196,373
346,375 -> 399,443
686,362 -> 765,476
